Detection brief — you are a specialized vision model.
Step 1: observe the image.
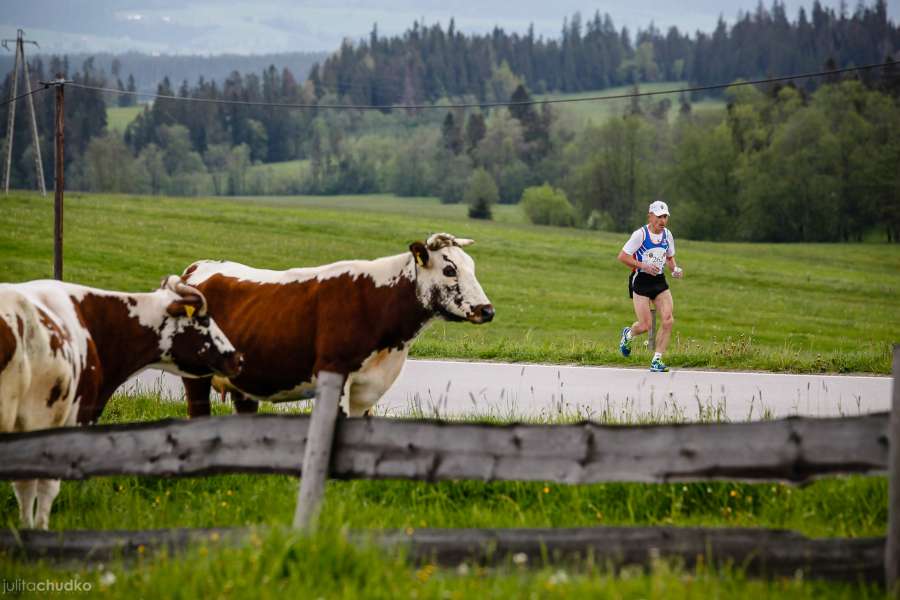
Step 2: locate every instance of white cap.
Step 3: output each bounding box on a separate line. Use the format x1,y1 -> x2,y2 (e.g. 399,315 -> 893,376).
649,200 -> 670,216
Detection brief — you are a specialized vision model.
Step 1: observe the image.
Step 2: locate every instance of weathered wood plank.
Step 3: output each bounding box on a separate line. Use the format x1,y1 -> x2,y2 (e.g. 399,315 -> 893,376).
0,527 -> 250,562
387,526 -> 885,582
0,526 -> 883,583
0,413 -> 887,484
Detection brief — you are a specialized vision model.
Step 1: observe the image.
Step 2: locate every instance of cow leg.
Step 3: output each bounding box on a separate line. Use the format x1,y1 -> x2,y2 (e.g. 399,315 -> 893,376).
346,347 -> 409,417
183,377 -> 212,418
12,480 -> 37,528
33,479 -> 60,530
231,390 -> 259,414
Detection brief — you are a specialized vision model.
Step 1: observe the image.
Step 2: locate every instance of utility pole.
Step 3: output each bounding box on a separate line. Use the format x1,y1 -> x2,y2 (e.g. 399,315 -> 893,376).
42,76 -> 70,280
2,29 -> 46,196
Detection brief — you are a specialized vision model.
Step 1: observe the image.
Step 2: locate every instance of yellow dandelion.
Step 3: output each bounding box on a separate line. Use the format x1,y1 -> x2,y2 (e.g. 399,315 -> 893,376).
729,490 -> 738,498
543,486 -> 550,494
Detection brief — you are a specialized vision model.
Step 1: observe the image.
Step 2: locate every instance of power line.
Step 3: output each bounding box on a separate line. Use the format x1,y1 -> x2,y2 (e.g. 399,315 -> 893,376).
67,61 -> 894,112
0,84 -> 48,109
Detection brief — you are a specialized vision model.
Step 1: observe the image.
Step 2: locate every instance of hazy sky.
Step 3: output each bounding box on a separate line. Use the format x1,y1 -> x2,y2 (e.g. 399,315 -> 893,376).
1,0 -> 896,56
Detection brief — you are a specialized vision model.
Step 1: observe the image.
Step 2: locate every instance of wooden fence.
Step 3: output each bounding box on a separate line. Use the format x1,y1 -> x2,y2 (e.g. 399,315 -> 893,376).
0,348 -> 898,586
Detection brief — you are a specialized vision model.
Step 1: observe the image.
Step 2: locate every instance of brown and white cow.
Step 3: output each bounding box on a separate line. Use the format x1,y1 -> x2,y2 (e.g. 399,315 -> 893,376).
0,275 -> 242,529
180,233 -> 494,418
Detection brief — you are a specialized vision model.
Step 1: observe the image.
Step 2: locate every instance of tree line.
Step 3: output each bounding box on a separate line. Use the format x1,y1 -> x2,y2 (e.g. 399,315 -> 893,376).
1,1 -> 898,242
311,0 -> 897,103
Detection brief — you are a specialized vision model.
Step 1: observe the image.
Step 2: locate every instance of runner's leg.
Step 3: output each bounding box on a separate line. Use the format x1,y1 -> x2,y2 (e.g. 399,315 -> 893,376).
630,294 -> 653,336
652,290 -> 675,354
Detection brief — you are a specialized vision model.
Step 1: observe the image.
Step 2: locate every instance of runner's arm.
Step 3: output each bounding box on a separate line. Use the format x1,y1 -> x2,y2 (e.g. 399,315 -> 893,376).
666,255 -> 683,278
618,250 -> 658,274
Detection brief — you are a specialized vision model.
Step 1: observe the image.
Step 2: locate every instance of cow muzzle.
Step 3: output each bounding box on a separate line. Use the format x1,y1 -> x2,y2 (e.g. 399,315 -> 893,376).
467,304 -> 495,324
218,351 -> 245,378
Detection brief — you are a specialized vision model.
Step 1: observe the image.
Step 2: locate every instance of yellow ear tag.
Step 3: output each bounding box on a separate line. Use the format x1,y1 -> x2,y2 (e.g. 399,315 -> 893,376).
415,254 -> 424,266
184,305 -> 196,319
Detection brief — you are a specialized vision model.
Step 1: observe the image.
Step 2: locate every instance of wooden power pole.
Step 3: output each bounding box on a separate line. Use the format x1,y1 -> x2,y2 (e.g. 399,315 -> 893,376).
2,29 -> 46,196
46,76 -> 69,281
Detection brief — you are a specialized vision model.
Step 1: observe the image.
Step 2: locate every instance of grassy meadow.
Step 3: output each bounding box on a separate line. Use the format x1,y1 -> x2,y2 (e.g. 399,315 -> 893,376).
0,191 -> 896,373
538,82 -> 726,127
105,105 -> 144,134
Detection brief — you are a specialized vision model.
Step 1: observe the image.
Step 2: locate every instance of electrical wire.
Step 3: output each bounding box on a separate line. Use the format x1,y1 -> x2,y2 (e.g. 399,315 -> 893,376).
61,60 -> 897,112
0,84 -> 48,108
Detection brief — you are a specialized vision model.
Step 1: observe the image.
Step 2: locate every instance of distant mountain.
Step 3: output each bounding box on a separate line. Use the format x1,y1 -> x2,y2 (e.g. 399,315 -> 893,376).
0,50 -> 328,94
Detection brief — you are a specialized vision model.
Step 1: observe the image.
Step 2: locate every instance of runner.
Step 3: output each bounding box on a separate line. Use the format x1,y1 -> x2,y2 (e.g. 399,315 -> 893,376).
616,200 -> 683,372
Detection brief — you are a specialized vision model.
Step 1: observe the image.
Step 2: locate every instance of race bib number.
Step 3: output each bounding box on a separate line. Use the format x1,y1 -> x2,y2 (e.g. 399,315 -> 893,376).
644,247 -> 667,274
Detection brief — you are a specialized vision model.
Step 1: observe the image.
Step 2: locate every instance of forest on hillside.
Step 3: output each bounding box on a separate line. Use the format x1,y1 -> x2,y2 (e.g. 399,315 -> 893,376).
1,0 -> 898,242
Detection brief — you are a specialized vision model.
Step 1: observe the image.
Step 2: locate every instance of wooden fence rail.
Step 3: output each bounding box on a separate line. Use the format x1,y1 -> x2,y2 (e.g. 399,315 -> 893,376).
0,412 -> 888,484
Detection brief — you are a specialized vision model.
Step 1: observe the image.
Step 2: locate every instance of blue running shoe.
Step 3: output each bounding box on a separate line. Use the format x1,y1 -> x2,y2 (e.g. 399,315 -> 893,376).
649,358 -> 669,372
619,327 -> 632,357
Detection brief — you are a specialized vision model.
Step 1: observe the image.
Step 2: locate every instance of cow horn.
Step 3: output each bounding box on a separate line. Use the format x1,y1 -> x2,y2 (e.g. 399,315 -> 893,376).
426,233 -> 458,250
173,281 -> 208,314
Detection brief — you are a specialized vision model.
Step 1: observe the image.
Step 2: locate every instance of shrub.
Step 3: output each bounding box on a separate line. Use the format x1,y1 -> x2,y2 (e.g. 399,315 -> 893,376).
586,209 -> 616,231
520,184 -> 576,227
465,168 -> 498,220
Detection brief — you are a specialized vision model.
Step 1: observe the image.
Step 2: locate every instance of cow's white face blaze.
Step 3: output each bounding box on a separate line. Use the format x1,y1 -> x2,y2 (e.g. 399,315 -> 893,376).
158,276 -> 243,378
410,233 -> 494,324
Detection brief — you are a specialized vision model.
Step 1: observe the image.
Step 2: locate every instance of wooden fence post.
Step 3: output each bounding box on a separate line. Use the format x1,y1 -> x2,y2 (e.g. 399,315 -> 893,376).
293,371 -> 345,531
887,344 -> 900,595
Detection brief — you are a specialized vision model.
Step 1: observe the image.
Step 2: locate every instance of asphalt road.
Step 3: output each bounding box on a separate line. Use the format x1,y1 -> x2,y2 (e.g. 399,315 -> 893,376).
120,360 -> 890,422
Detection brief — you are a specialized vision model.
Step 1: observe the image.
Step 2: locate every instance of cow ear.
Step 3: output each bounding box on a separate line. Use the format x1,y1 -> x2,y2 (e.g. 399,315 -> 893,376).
409,241 -> 429,267
166,294 -> 203,318
455,238 -> 474,247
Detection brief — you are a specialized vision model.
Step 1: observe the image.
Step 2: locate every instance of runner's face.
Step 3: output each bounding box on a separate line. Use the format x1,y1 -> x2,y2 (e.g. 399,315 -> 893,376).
648,213 -> 668,233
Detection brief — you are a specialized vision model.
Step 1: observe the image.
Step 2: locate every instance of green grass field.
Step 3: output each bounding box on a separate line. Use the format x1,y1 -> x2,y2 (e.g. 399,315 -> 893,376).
538,82 -> 726,127
0,191 -> 896,373
106,105 -> 144,134
0,395 -> 886,598
0,190 -> 894,595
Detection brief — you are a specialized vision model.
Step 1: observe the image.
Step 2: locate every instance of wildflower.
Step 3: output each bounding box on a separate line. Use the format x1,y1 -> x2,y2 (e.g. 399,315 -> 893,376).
99,571 -> 116,587
513,552 -> 528,566
416,564 -> 436,583
543,487 -> 550,494
405,527 -> 415,536
729,490 -> 738,498
548,570 -> 569,585
210,532 -> 220,542
457,563 -> 470,576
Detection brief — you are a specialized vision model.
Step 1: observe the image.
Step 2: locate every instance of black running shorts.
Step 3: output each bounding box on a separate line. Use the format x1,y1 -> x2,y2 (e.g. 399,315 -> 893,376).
629,271 -> 669,300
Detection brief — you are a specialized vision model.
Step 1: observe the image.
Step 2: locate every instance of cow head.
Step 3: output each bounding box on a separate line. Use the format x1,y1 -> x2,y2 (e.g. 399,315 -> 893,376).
159,275 -> 243,378
409,233 -> 494,324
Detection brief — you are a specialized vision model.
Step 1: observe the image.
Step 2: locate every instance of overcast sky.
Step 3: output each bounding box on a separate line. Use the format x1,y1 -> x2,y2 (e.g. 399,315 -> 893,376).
1,0 -> 896,56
